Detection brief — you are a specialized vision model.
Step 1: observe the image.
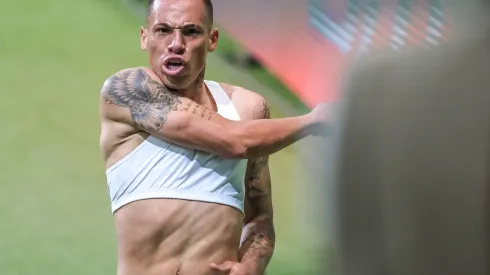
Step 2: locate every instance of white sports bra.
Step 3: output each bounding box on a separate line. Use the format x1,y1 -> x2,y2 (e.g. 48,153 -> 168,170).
105,80 -> 248,214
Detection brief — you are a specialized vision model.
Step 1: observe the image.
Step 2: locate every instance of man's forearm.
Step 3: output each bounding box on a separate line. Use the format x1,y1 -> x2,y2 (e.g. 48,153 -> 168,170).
229,115 -> 316,159
172,113 -> 315,159
239,217 -> 275,274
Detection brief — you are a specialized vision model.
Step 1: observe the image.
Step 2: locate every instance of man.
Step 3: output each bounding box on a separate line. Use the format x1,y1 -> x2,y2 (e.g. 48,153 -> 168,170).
330,1 -> 490,274
99,0 -> 327,275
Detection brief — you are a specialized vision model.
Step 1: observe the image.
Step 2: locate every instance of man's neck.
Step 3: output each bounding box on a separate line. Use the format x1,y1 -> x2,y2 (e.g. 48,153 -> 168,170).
178,68 -> 206,104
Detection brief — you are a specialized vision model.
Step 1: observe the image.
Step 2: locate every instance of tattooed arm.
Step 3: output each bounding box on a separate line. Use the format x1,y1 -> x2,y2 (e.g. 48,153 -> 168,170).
239,100 -> 275,275
100,67 -> 324,159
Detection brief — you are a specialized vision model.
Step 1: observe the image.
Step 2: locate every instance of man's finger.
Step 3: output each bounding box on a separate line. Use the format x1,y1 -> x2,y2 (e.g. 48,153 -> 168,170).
210,261 -> 234,272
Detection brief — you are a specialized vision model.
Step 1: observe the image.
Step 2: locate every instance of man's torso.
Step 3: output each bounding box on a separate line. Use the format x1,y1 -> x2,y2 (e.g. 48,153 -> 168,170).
100,68 -> 260,275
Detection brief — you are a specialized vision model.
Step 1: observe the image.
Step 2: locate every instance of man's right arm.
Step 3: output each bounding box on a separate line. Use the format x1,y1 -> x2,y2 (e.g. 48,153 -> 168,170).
100,67 -> 323,159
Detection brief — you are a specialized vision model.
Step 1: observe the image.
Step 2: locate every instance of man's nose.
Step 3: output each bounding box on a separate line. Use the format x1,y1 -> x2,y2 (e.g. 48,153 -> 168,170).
168,32 -> 186,55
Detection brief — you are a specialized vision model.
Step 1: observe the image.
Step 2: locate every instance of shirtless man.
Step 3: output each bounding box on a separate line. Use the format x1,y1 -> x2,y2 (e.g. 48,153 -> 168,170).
99,0 -> 328,274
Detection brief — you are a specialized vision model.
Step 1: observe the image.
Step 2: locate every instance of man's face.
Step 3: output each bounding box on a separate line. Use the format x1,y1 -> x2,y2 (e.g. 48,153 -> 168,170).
140,0 -> 218,89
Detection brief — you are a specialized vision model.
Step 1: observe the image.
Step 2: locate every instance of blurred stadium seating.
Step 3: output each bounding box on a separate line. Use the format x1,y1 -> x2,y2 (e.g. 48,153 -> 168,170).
213,0 -> 450,106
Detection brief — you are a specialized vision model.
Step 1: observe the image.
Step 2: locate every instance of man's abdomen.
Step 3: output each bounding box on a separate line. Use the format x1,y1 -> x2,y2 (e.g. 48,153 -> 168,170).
114,199 -> 243,275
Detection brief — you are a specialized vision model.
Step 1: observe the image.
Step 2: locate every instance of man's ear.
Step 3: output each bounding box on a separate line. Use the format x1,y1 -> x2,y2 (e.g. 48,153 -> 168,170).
140,27 -> 148,51
208,28 -> 219,52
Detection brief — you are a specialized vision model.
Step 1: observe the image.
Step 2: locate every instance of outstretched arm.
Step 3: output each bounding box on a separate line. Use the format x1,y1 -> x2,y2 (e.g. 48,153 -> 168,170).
100,67 -> 321,159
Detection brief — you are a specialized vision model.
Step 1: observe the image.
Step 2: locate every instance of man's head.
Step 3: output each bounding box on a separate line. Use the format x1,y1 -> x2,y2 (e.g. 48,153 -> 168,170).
140,0 -> 218,90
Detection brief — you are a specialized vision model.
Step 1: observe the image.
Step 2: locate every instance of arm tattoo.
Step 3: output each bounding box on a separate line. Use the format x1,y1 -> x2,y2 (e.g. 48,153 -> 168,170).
240,151 -> 275,273
101,68 -> 181,131
241,219 -> 275,268
239,99 -> 274,269
101,67 -> 215,131
246,156 -> 269,187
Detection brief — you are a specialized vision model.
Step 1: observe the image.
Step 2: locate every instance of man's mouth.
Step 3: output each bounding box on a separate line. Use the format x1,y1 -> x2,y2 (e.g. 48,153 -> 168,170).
165,61 -> 184,71
163,57 -> 186,76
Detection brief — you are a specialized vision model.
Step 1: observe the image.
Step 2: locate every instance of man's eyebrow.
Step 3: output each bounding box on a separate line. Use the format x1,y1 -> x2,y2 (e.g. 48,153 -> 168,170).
153,23 -> 203,29
153,23 -> 171,28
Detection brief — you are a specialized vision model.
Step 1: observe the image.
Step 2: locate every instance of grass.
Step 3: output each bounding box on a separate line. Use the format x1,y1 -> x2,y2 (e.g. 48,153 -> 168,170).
0,0 -> 321,274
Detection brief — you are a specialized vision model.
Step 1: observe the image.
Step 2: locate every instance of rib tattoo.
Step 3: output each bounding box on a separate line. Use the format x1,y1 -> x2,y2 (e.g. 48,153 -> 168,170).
101,67 -> 215,131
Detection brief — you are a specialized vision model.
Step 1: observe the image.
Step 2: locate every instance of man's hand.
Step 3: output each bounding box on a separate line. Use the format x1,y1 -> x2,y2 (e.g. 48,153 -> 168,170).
210,261 -> 256,275
310,102 -> 330,123
308,102 -> 333,137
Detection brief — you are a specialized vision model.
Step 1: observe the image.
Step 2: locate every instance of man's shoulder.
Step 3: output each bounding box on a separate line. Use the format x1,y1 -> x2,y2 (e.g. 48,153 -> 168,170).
102,66 -> 151,84
215,82 -> 270,120
216,82 -> 263,99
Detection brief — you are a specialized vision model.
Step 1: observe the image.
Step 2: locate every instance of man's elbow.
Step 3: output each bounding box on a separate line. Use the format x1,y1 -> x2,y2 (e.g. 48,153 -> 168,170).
219,140 -> 248,159
220,131 -> 267,159
245,213 -> 273,225
215,127 -> 253,159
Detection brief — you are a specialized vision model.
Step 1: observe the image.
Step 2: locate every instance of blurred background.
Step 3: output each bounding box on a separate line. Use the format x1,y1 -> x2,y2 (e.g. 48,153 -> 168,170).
0,0 -> 452,274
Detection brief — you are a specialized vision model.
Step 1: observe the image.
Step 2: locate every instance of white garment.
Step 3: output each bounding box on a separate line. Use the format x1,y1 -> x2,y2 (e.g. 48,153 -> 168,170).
106,80 -> 248,214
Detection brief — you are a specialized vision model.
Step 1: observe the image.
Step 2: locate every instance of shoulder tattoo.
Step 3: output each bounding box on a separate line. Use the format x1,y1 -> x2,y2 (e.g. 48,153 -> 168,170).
253,99 -> 271,119
101,68 -> 182,131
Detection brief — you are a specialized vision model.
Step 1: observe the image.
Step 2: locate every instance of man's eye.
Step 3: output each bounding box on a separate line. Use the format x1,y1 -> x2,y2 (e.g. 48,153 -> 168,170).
157,28 -> 171,34
183,29 -> 200,36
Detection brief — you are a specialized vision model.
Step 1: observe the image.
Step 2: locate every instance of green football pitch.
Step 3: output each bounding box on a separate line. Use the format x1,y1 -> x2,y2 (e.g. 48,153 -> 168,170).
0,0 -> 323,274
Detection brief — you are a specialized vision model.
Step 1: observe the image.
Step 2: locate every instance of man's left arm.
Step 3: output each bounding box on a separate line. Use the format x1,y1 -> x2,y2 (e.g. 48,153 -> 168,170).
209,94 -> 275,275
239,151 -> 275,274
238,98 -> 275,274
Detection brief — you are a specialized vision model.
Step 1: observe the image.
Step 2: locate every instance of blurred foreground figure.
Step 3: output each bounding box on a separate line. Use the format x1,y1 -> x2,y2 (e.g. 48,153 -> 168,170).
98,1 -> 328,275
332,1 -> 490,275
